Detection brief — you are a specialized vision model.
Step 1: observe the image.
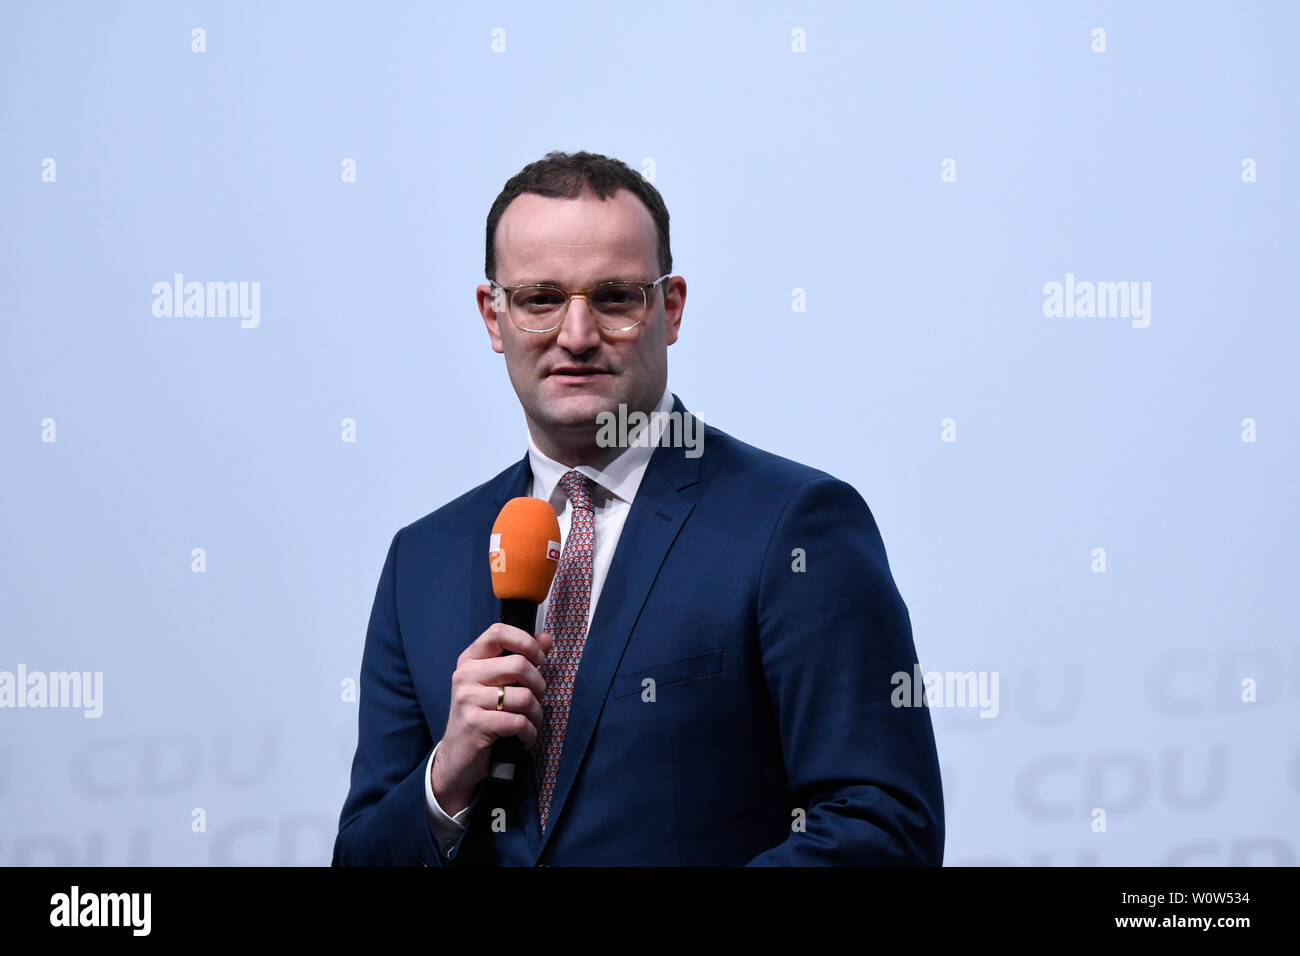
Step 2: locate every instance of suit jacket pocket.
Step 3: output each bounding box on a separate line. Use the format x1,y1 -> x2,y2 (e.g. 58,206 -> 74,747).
613,648 -> 725,699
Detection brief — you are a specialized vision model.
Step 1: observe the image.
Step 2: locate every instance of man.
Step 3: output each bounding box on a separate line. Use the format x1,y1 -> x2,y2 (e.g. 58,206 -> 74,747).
332,150 -> 944,866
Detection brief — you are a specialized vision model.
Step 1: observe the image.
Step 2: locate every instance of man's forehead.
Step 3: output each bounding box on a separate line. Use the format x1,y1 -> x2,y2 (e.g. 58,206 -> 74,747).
496,190 -> 656,281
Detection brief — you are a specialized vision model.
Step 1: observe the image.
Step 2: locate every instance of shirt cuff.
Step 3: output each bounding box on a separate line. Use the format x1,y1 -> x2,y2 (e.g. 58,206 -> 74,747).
425,742 -> 477,855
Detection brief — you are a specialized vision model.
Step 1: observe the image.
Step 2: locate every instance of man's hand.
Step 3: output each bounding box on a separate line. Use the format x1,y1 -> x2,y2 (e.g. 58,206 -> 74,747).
431,623 -> 554,816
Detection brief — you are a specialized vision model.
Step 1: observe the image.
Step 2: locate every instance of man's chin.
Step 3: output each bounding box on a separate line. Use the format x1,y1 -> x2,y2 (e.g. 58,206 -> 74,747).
540,399 -> 612,430
539,382 -> 620,423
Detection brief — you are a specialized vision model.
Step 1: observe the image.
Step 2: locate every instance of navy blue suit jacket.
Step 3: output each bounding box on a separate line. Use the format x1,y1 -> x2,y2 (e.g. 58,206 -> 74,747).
333,395 -> 943,866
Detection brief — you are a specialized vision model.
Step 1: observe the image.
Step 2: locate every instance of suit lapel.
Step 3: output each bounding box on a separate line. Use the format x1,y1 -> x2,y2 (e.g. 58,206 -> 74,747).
470,395 -> 704,860
535,394 -> 702,856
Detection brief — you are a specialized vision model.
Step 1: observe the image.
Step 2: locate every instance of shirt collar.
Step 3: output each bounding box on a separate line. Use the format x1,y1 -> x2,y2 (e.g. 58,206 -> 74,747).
527,384 -> 675,508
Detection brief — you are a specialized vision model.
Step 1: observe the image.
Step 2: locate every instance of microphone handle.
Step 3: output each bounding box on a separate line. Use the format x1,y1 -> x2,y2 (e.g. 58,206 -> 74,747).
486,599 -> 539,782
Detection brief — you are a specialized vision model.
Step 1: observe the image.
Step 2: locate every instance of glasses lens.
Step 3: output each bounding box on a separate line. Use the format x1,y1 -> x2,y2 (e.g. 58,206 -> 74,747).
510,286 -> 567,331
506,282 -> 650,332
590,283 -> 646,325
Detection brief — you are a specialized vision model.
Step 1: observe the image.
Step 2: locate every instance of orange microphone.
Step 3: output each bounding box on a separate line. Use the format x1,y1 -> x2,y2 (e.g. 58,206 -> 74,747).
487,497 -> 562,782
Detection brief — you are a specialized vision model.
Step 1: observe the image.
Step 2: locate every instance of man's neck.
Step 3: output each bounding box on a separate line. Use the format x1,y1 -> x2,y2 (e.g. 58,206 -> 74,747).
528,427 -> 621,468
526,387 -> 670,467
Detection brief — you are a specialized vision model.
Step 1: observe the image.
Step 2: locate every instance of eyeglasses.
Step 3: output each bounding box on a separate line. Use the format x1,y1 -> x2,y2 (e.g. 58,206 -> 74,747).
489,274 -> 671,333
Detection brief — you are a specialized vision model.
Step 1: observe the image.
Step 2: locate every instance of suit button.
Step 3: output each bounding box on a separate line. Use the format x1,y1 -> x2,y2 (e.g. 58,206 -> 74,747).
536,863 -> 549,867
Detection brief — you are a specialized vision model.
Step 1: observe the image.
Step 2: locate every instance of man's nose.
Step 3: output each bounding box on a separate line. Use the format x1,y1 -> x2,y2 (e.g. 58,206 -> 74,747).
555,295 -> 602,351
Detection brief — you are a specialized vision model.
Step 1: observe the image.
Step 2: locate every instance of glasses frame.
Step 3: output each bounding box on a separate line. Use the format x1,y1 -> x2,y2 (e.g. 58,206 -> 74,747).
489,273 -> 672,333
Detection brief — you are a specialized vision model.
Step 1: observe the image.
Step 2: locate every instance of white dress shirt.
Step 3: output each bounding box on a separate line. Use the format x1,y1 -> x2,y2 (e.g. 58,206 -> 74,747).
424,384 -> 676,855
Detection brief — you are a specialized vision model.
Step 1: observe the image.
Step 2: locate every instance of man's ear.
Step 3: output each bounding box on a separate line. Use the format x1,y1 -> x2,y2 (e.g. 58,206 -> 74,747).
662,276 -> 685,346
478,284 -> 506,354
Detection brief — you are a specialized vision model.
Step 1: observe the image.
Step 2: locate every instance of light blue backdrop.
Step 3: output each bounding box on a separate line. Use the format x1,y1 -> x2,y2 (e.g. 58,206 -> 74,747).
2,1 -> 1296,865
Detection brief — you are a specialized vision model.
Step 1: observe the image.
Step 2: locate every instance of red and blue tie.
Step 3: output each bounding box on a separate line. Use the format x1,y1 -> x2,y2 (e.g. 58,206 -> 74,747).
534,469 -> 596,832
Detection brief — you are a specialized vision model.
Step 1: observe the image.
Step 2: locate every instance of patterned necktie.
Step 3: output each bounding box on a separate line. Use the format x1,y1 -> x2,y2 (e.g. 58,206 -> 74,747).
533,469 -> 596,832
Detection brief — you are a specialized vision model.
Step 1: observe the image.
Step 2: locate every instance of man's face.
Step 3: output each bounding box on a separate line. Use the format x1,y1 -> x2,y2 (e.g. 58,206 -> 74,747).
478,188 -> 685,464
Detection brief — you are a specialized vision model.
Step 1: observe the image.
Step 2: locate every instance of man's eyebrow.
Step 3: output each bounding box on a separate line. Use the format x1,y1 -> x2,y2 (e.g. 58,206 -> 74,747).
510,276 -> 640,287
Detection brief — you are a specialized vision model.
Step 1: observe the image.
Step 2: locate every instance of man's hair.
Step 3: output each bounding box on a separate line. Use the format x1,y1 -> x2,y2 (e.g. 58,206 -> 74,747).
485,150 -> 672,283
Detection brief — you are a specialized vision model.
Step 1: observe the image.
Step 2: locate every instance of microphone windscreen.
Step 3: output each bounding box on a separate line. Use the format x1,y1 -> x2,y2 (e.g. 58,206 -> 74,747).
490,497 -> 562,602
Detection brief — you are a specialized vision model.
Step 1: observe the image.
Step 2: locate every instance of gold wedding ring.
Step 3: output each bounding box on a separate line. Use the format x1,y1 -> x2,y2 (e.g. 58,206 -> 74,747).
497,685 -> 505,711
